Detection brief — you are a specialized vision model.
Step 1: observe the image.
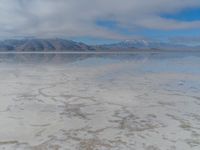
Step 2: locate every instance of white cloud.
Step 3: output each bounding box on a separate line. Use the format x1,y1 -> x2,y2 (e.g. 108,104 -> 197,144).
0,0 -> 199,39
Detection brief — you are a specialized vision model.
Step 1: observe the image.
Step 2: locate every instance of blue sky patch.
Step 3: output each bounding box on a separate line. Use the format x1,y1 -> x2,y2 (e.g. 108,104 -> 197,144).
161,7 -> 200,21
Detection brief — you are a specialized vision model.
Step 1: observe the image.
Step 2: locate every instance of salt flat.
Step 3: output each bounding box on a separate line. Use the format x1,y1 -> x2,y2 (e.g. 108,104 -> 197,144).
0,53 -> 199,150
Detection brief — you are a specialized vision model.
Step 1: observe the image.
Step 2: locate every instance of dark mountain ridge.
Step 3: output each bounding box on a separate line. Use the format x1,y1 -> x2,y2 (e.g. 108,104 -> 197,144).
99,40 -> 199,51
0,38 -> 199,52
0,38 -> 95,51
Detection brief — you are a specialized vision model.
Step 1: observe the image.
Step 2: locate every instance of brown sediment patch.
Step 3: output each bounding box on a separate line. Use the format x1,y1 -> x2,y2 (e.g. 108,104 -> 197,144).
30,142 -> 61,150
179,122 -> 191,129
166,114 -> 192,130
30,123 -> 51,127
145,145 -> 161,150
60,102 -> 94,120
108,138 -> 127,146
79,138 -> 112,150
0,140 -> 28,148
0,141 -> 21,145
119,117 -> 161,132
8,116 -> 24,120
158,101 -> 175,107
112,109 -> 164,132
88,127 -> 110,134
185,138 -> 200,148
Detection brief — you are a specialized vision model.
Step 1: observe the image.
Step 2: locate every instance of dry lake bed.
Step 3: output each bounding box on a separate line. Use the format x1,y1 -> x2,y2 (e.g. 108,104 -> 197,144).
0,52 -> 199,150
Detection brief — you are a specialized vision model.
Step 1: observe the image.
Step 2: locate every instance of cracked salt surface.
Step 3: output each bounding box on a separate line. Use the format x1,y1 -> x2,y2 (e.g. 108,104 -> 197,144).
0,52 -> 199,150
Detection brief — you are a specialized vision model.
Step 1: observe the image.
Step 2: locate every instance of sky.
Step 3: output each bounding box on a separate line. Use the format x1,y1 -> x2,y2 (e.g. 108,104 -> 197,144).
0,0 -> 200,45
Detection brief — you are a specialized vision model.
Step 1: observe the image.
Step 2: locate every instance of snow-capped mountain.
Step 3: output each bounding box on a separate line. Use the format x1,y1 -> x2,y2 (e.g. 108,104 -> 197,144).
0,38 -> 95,51
101,39 -> 197,50
0,38 -> 199,52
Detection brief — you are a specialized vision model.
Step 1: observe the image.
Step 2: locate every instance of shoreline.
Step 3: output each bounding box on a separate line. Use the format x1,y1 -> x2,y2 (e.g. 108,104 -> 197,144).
0,50 -> 199,54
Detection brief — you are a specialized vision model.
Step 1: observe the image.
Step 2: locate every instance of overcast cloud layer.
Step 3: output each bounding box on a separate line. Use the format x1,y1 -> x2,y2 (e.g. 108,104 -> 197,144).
0,0 -> 200,40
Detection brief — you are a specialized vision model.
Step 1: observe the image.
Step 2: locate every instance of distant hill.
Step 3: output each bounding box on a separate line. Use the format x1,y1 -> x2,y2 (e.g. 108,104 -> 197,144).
0,38 -> 199,52
99,40 -> 199,51
0,39 -> 95,52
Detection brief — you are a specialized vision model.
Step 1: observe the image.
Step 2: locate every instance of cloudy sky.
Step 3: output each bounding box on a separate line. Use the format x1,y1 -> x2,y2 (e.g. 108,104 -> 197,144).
0,0 -> 200,44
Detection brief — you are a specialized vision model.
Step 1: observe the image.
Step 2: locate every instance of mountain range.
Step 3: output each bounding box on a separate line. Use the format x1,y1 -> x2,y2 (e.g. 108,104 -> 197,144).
0,39 -> 95,52
99,40 -> 200,51
0,38 -> 199,52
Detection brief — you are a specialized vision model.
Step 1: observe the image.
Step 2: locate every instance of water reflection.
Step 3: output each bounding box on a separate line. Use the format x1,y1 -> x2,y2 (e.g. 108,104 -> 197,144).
0,51 -> 200,64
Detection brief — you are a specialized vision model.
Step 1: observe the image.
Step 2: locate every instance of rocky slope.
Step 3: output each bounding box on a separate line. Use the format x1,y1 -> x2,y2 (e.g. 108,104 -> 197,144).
0,39 -> 95,51
0,38 -> 199,51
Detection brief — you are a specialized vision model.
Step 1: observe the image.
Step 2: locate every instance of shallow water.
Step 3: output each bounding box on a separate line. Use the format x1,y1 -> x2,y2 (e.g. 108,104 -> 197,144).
0,52 -> 200,150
